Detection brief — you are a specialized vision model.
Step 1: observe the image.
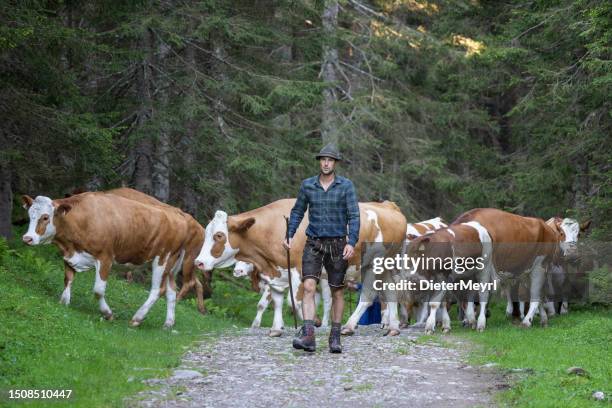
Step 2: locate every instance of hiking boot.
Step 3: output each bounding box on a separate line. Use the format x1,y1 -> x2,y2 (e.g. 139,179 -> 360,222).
293,321 -> 316,352
329,323 -> 342,353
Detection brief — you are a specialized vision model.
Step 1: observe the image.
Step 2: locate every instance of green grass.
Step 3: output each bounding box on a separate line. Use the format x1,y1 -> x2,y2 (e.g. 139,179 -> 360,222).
453,302 -> 611,407
0,236 -> 264,407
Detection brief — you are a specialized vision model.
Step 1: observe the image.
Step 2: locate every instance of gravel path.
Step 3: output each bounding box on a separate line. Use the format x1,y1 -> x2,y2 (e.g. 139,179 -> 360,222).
132,325 -> 503,408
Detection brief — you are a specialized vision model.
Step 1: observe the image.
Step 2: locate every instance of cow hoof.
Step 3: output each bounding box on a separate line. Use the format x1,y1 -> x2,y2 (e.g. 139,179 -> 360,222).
399,323 -> 409,329
425,329 -> 434,335
268,330 -> 283,337
520,320 -> 532,328
477,326 -> 485,332
59,297 -> 70,306
442,327 -> 451,334
163,320 -> 175,329
540,321 -> 548,328
384,329 -> 400,337
129,319 -> 141,327
341,327 -> 355,336
104,313 -> 114,321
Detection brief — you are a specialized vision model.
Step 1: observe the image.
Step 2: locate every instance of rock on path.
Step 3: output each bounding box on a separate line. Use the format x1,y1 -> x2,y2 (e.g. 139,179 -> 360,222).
132,325 -> 503,407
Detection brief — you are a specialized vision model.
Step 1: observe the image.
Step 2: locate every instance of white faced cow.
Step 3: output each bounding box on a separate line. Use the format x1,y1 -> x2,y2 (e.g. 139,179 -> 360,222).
195,199 -> 407,337
22,191 -> 204,328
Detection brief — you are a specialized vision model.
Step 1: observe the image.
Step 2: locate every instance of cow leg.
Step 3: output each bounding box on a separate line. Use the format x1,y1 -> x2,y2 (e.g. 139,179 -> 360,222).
463,288 -> 477,328
60,262 -> 75,305
383,301 -> 401,336
92,259 -> 113,320
130,256 -> 165,327
412,301 -> 429,328
518,301 -> 525,319
342,296 -> 373,335
560,300 -> 569,315
522,256 -> 546,328
441,301 -> 451,333
399,302 -> 409,329
320,277 -> 331,328
252,284 -> 271,328
505,289 -> 514,317
425,301 -> 440,334
380,302 -> 390,329
342,265 -> 377,335
288,268 -> 304,321
164,274 -> 177,328
538,303 -> 549,327
545,301 -> 556,317
178,253 -> 206,314
476,265 -> 492,332
269,287 -> 285,337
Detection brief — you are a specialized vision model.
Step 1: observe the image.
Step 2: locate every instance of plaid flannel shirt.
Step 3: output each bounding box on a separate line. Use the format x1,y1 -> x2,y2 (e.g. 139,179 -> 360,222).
288,175 -> 360,247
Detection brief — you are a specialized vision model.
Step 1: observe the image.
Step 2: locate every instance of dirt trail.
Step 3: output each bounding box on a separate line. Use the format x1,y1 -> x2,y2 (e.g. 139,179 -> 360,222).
133,325 -> 503,407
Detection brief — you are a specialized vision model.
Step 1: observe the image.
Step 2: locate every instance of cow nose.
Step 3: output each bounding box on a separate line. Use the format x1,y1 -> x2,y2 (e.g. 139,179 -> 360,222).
195,261 -> 206,271
22,235 -> 33,245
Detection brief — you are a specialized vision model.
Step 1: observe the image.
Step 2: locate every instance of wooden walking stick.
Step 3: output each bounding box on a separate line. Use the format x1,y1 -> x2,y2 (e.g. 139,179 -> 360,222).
284,216 -> 298,330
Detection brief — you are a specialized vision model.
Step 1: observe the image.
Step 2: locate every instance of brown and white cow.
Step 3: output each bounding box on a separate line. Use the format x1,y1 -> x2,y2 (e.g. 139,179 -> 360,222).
21,191 -> 205,327
366,217 -> 448,332
406,220 -> 495,334
54,188 -> 207,313
194,198 -> 407,336
450,208 -> 563,329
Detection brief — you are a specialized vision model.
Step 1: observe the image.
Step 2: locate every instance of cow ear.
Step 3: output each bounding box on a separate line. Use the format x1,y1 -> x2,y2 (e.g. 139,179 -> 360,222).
56,204 -> 72,216
580,220 -> 591,232
22,195 -> 34,209
229,217 -> 256,233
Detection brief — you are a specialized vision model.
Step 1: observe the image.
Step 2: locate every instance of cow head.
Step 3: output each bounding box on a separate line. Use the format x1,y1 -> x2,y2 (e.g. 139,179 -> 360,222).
194,210 -> 255,271
233,261 -> 254,278
21,195 -> 71,245
548,217 -> 590,258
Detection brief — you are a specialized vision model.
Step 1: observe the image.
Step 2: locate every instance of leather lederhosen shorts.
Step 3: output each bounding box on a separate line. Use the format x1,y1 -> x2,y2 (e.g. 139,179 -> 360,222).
302,236 -> 349,288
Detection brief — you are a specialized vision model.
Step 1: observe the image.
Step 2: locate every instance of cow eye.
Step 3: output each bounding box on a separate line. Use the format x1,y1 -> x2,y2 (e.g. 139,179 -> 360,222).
41,214 -> 49,221
214,232 -> 223,240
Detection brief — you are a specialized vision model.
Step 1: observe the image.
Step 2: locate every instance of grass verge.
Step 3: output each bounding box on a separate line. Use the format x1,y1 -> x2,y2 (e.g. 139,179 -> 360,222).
0,236 -> 262,407
454,302 -> 611,407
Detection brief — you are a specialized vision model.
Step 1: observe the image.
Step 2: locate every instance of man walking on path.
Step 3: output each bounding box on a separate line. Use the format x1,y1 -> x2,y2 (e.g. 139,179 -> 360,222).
283,143 -> 360,353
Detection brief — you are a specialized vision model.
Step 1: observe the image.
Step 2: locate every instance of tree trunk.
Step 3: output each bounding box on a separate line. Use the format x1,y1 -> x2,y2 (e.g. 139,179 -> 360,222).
132,28 -> 155,194
0,162 -> 12,239
181,43 -> 199,216
321,0 -> 340,145
152,41 -> 171,202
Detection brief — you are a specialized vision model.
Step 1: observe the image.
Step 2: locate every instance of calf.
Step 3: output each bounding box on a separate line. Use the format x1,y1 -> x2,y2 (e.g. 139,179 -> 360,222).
22,191 -> 204,327
232,260 -> 332,331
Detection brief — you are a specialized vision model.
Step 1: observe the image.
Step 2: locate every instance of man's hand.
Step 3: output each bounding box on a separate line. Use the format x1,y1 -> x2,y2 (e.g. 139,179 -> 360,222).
343,244 -> 354,260
282,237 -> 293,250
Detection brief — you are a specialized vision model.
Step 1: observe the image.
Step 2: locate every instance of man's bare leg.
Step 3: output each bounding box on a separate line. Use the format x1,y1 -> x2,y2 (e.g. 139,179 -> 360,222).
292,278 -> 318,352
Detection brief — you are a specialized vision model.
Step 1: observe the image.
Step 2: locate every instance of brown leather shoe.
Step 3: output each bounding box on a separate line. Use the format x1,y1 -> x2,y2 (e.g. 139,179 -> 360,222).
293,324 -> 316,352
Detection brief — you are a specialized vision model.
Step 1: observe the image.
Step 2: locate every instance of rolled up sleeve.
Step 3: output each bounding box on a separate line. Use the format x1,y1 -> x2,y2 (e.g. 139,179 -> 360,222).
345,181 -> 360,247
288,181 -> 308,239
